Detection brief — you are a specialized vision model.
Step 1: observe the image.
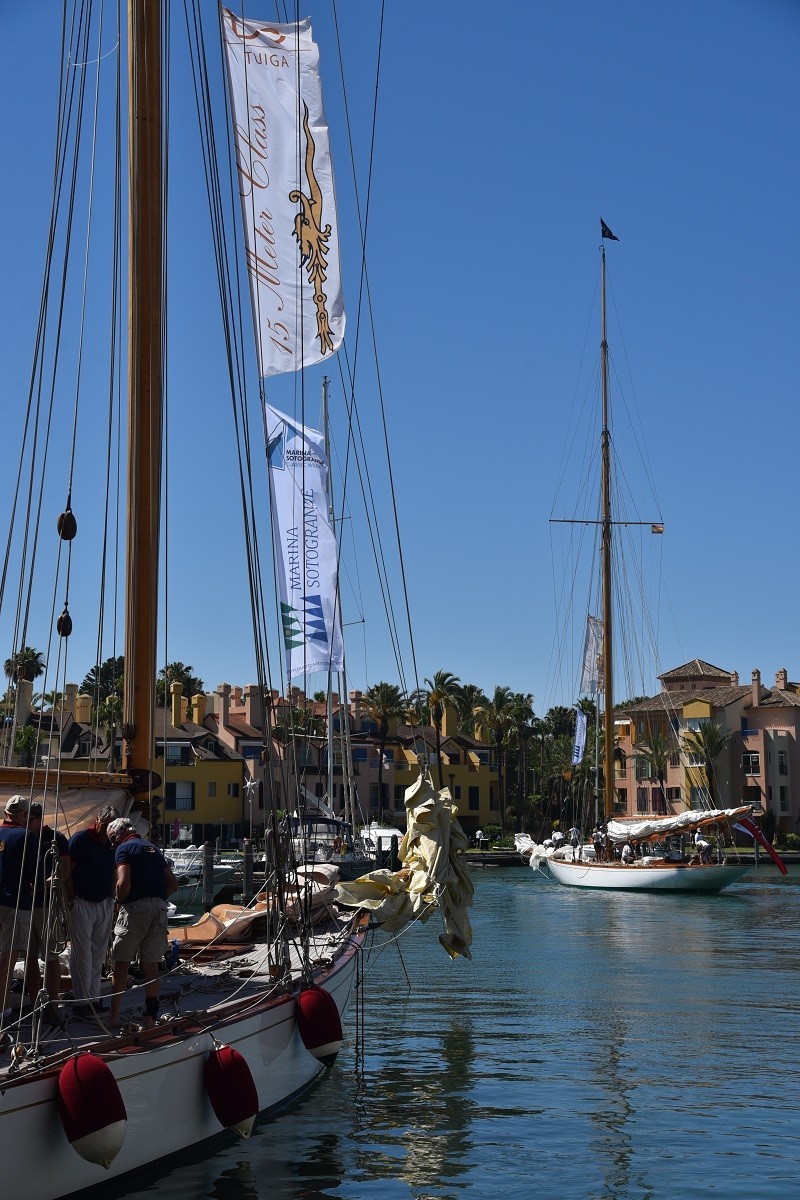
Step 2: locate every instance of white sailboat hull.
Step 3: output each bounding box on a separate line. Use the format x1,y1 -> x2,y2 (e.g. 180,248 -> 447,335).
544,857 -> 751,892
0,936 -> 361,1200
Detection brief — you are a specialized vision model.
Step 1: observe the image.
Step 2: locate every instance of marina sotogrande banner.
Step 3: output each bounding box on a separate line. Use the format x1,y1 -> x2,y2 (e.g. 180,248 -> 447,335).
266,402 -> 344,678
223,11 -> 345,377
571,708 -> 588,767
580,615 -> 603,695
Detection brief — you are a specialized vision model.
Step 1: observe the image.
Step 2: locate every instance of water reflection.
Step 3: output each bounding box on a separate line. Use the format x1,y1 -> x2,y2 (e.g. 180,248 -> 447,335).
82,868 -> 800,1200
587,1015 -> 652,1200
206,1160 -> 259,1199
352,1008 -> 475,1195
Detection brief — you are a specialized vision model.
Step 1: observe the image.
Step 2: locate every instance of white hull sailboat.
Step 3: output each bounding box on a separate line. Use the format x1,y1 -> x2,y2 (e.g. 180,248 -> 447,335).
0,932 -> 361,1200
517,224 -> 770,895
0,7 -> 371,1194
544,855 -> 750,892
0,6 -> 473,1193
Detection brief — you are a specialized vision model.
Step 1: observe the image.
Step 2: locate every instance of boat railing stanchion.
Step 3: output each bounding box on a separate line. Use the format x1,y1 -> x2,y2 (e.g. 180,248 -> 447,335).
203,841 -> 214,911
242,839 -> 254,904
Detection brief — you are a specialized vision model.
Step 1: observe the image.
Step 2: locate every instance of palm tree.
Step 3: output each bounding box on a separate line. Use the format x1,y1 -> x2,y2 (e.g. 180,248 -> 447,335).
156,662 -> 205,708
81,654 -> 125,699
410,670 -> 461,788
363,682 -> 407,822
479,686 -> 515,835
544,705 -> 576,739
14,724 -> 39,768
453,683 -> 488,737
633,726 -> 674,813
4,645 -> 46,683
683,721 -> 733,808
509,692 -> 535,830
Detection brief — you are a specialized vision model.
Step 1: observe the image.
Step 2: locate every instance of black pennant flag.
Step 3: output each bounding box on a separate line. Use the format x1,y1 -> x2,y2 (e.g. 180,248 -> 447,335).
600,219 -> 619,241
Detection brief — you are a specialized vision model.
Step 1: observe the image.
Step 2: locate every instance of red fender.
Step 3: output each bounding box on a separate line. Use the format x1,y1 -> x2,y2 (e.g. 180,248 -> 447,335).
204,1044 -> 259,1138
57,1053 -> 127,1168
296,985 -> 343,1067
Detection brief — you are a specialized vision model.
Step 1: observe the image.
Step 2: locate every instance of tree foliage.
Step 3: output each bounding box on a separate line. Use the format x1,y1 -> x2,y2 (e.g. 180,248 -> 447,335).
683,721 -> 733,807
4,645 -> 46,683
363,682 -> 407,821
156,662 -> 205,707
81,655 -> 125,700
409,670 -> 461,788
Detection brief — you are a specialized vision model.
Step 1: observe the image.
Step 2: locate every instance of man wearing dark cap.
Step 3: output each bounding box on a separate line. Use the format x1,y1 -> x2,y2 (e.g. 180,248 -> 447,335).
26,803 -> 70,1026
67,805 -> 119,1016
0,796 -> 36,1021
107,817 -> 178,1029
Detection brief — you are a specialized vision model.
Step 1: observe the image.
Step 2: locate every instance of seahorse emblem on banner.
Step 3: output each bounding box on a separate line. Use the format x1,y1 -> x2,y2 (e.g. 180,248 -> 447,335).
290,103 -> 335,356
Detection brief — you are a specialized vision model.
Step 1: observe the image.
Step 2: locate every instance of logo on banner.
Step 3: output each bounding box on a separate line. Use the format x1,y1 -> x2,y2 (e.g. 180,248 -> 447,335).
290,103 -> 335,357
281,597 -> 330,654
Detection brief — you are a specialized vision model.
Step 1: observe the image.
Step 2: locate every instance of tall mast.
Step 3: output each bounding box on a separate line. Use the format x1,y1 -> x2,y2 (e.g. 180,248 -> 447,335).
322,376 -> 335,811
600,244 -> 614,820
123,0 -> 163,793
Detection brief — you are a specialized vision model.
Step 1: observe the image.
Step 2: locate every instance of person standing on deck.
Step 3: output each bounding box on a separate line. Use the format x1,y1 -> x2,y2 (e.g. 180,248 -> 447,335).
26,803 -> 70,1027
66,805 -> 119,1016
107,818 -> 178,1029
568,826 -> 582,862
0,795 -> 35,1022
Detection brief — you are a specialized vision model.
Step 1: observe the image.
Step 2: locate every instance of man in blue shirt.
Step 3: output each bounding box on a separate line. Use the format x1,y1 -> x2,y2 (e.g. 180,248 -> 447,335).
107,817 -> 178,1029
67,804 -> 119,1017
0,795 -> 35,1024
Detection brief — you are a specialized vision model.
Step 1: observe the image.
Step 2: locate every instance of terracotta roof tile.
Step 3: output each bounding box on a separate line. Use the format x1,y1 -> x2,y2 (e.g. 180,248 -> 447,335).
659,659 -> 732,681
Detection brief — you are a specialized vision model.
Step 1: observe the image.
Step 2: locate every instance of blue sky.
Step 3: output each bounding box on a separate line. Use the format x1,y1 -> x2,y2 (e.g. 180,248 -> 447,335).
0,1 -> 798,718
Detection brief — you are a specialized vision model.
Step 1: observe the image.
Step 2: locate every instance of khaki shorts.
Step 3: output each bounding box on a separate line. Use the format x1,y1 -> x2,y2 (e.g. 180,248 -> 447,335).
0,905 -> 31,954
28,907 -> 63,962
112,897 -> 168,964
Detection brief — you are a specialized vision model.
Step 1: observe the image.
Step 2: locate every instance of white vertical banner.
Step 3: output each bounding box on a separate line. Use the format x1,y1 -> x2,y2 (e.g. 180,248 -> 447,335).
580,615 -> 603,695
571,708 -> 588,767
222,11 -> 345,377
266,403 -> 344,678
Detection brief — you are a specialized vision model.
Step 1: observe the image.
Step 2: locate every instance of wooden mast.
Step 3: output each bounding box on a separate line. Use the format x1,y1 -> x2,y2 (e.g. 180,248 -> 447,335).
123,0 -> 162,796
601,243 -> 614,821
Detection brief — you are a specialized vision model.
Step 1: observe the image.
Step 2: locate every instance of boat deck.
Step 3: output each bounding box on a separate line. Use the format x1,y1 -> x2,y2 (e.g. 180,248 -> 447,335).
0,915 -> 360,1081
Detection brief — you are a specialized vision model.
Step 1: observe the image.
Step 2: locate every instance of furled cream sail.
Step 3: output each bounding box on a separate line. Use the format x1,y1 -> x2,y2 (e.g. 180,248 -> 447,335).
335,769 -> 473,959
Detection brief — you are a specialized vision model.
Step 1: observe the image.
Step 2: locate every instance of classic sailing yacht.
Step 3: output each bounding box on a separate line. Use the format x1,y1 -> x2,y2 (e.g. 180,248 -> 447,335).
0,6 -> 470,1196
516,224 -> 760,893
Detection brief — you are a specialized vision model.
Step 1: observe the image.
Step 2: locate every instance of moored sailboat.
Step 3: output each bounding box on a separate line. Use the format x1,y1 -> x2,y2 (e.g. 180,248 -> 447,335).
516,224 -> 780,893
0,6 -> 470,1197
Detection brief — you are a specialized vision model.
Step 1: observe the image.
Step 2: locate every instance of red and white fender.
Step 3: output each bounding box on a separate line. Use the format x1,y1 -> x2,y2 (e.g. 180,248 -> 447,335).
57,1053 -> 127,1168
296,985 -> 343,1067
204,1044 -> 259,1137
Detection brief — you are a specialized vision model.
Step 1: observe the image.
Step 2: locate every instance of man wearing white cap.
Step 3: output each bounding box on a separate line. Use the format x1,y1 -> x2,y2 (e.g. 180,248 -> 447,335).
107,818 -> 178,1029
0,796 -> 36,1022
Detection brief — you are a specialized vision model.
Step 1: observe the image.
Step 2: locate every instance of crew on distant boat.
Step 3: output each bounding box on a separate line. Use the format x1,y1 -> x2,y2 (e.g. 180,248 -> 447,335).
67,805 -> 119,1017
551,829 -> 566,851
107,818 -> 179,1030
694,829 -> 712,864
621,842 -> 634,865
568,826 -> 582,862
26,803 -> 70,1028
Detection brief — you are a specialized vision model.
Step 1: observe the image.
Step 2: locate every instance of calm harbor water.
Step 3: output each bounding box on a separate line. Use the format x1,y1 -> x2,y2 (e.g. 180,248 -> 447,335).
93,864 -> 800,1200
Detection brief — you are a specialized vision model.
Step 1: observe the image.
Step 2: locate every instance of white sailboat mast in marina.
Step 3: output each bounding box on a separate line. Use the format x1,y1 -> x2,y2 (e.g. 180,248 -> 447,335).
599,234 -> 615,825
517,222 -> 763,893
